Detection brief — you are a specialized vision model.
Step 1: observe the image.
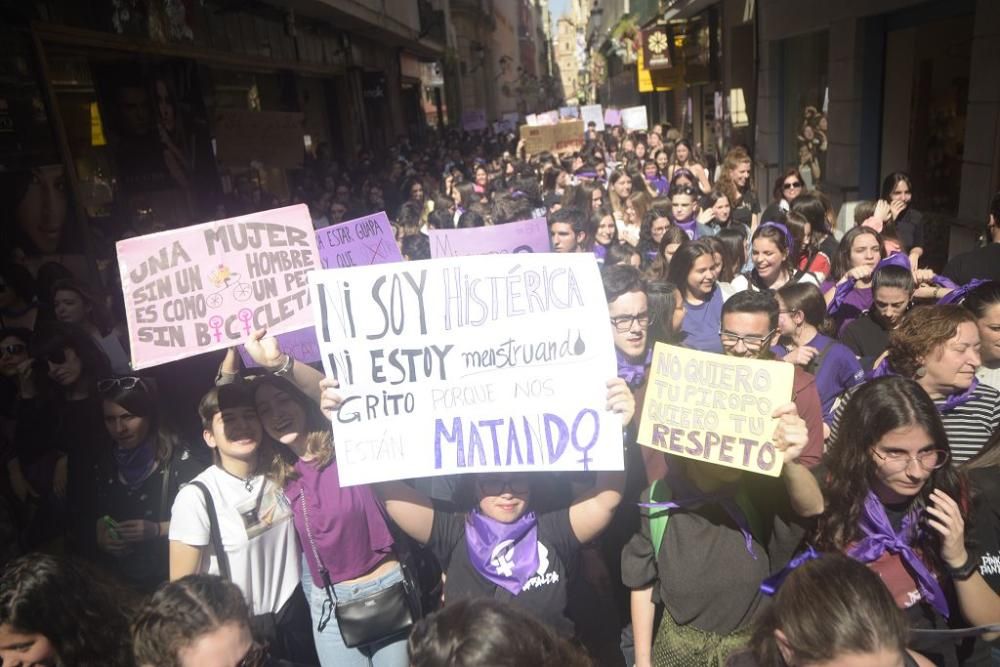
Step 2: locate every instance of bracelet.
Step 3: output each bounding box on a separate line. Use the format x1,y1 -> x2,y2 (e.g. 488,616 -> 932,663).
947,556 -> 978,581
272,354 -> 295,377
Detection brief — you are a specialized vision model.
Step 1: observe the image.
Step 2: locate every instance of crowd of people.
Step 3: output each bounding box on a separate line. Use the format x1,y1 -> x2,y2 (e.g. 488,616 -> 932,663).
1,115 -> 1000,667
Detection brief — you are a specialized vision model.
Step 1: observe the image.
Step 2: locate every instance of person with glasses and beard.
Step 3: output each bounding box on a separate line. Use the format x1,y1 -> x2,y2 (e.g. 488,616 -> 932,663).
813,377 -> 1000,666
91,376 -> 202,593
623,289 -> 824,667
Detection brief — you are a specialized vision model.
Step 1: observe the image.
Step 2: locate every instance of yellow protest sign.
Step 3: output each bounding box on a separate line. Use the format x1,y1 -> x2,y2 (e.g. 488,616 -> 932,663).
637,343 -> 795,477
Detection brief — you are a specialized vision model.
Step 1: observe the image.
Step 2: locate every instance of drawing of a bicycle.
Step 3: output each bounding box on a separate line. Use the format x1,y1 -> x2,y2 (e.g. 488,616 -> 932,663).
206,264 -> 253,308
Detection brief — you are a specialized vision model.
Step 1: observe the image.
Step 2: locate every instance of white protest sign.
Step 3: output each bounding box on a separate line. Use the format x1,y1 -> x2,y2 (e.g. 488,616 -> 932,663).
622,106 -> 649,131
580,104 -> 605,131
309,254 -> 622,486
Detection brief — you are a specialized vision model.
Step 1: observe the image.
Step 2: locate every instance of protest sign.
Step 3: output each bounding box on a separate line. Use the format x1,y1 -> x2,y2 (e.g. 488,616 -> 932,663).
462,109 -> 487,131
213,110 -> 304,168
621,106 -> 649,131
581,104 -> 605,131
637,343 -> 795,477
553,120 -> 585,153
537,110 -> 559,125
526,113 -> 539,126
520,124 -> 554,154
240,212 -> 402,367
604,108 -> 622,126
308,253 -> 622,486
559,106 -> 580,119
117,204 -> 319,369
429,218 -> 550,258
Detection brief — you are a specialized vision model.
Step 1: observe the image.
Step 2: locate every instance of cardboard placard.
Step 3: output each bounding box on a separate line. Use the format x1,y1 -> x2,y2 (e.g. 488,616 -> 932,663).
462,109 -> 487,132
621,106 -> 649,131
308,253 -> 623,486
637,343 -> 795,477
429,218 -> 550,258
604,108 -> 622,126
117,204 -> 319,369
581,104 -> 605,131
559,106 -> 580,119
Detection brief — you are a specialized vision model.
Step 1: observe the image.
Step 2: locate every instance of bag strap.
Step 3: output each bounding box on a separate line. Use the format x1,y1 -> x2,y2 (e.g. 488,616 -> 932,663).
803,339 -> 835,377
190,481 -> 231,581
299,487 -> 336,594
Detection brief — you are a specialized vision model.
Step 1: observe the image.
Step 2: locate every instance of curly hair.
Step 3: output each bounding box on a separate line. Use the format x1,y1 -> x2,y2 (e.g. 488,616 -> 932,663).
0,554 -> 136,666
886,305 -> 976,379
813,377 -> 965,560
132,575 -> 250,667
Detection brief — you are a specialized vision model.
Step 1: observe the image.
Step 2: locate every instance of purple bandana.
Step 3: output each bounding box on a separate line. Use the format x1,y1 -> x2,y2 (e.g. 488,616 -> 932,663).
938,278 -> 987,305
760,545 -> 821,595
465,511 -> 540,595
867,361 -> 981,413
830,252 -> 906,315
639,476 -> 757,558
675,219 -> 698,240
113,437 -> 158,489
758,221 -> 794,252
617,348 -> 652,389
847,492 -> 950,618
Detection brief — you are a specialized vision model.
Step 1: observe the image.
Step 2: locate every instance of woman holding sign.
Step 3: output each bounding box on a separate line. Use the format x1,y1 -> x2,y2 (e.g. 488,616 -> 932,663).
319,377 -> 636,638
815,377 -> 1000,665
240,332 -> 411,667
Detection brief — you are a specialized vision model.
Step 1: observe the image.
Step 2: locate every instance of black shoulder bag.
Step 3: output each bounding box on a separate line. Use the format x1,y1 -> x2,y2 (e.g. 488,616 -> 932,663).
299,487 -> 418,647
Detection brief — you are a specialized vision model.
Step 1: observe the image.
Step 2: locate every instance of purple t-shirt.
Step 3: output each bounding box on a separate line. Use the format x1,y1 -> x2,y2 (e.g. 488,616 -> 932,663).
286,459 -> 394,587
821,280 -> 873,335
680,286 -> 724,353
774,334 -> 864,423
675,218 -> 699,240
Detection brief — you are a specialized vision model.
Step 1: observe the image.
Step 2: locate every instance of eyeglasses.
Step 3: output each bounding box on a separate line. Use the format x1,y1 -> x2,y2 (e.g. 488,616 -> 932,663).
610,312 -> 653,333
783,181 -> 803,190
236,642 -> 267,667
719,329 -> 777,349
872,448 -> 950,472
0,344 -> 26,358
98,376 -> 145,393
477,475 -> 531,496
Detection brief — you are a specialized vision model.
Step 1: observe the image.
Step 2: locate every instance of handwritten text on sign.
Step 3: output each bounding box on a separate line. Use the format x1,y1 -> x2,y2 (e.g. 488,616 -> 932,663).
308,254 -> 622,486
117,204 -> 319,369
240,211 -> 403,367
429,218 -> 550,258
240,212 -> 402,367
637,343 -> 795,477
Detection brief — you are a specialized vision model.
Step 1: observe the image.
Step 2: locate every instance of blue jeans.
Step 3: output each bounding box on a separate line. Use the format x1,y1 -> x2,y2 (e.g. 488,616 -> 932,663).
301,557 -> 410,667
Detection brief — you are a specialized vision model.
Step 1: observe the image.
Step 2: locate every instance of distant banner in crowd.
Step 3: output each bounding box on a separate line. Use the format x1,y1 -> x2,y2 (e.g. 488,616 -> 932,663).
309,253 -> 622,486
118,204 -> 320,369
580,104 -> 605,131
637,343 -> 794,477
559,106 -> 580,119
462,109 -> 487,132
240,212 -> 402,367
429,218 -> 549,258
621,106 -> 649,131
603,108 -> 622,126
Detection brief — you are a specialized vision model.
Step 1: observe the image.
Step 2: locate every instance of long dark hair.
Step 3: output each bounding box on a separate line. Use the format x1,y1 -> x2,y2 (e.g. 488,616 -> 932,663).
813,377 -> 965,560
0,554 -> 137,666
30,323 -> 111,400
666,239 -> 715,298
830,227 -> 886,282
749,553 -> 908,666
100,376 -> 179,464
880,171 -> 913,201
644,226 -> 688,281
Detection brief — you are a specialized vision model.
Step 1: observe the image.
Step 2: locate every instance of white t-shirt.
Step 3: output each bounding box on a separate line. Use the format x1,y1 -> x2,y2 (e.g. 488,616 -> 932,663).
730,271 -> 820,292
169,466 -> 301,615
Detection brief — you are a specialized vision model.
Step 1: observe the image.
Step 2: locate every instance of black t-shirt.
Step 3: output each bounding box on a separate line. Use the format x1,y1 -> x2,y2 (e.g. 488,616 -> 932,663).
621,474 -> 809,636
959,468 -> 1000,666
91,447 -> 204,592
426,508 -> 580,636
840,310 -> 890,370
942,244 -> 1000,285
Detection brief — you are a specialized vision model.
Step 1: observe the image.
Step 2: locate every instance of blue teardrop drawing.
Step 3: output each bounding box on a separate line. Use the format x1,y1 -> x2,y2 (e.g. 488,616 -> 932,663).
573,331 -> 586,355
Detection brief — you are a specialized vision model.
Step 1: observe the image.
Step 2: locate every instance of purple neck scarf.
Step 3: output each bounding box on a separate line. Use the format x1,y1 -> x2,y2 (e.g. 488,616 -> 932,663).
868,360 -> 981,413
847,492 -> 949,618
938,278 -> 987,305
830,252 -> 908,315
617,348 -> 652,389
639,476 -> 757,558
675,218 -> 698,240
114,436 -> 158,489
465,511 -> 540,595
760,545 -> 821,595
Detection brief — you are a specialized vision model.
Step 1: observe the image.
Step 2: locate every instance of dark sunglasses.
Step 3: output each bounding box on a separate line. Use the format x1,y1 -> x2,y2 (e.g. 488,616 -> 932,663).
783,181 -> 803,190
477,475 -> 531,496
0,344 -> 26,358
98,376 -> 145,393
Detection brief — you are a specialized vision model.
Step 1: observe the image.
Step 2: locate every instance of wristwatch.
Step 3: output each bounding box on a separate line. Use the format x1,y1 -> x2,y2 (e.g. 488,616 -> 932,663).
947,556 -> 979,581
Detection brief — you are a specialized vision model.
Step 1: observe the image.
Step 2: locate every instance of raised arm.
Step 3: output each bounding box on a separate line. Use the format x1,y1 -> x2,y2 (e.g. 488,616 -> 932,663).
244,328 -> 324,404
376,481 -> 435,545
568,378 -> 633,543
771,402 -> 825,517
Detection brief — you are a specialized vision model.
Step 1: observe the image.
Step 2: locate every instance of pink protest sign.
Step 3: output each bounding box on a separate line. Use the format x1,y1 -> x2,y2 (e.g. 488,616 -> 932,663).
428,218 -> 550,258
117,204 -> 319,370
604,108 -> 622,126
240,211 -> 403,367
